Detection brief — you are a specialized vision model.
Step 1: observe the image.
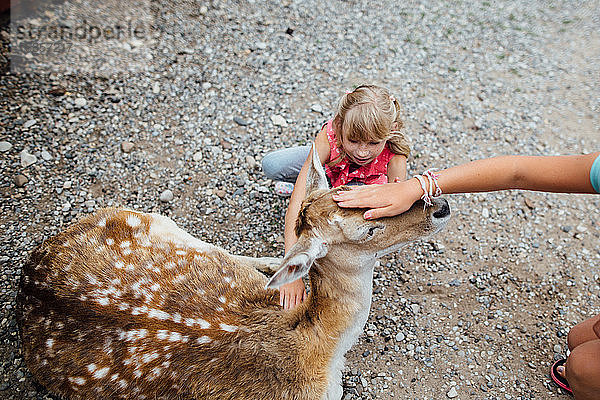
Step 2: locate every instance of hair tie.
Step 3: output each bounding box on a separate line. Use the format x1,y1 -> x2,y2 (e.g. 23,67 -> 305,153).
346,90 -> 353,95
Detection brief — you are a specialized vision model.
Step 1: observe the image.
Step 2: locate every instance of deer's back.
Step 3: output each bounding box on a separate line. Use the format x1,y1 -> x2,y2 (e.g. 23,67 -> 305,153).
17,208 -> 321,399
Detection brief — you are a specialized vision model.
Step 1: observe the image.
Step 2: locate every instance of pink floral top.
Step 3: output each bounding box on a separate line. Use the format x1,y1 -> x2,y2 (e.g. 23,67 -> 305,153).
323,119 -> 395,187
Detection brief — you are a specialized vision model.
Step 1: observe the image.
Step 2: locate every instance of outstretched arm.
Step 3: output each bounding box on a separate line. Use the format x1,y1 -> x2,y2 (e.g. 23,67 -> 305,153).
333,153 -> 600,219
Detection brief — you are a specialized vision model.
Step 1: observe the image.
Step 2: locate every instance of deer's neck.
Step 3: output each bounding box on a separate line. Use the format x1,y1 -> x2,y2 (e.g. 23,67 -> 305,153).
295,250 -> 376,366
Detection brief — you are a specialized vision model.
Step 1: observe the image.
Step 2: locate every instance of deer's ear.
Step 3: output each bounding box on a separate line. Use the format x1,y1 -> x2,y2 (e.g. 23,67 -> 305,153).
305,142 -> 329,196
265,237 -> 328,289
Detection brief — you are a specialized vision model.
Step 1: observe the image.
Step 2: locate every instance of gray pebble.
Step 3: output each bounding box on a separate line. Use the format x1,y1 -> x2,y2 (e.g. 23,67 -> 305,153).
160,189 -> 174,203
0,141 -> 12,152
20,150 -> 37,168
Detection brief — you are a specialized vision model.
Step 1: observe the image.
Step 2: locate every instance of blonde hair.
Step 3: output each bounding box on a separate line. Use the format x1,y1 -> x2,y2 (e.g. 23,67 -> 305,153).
329,84 -> 410,166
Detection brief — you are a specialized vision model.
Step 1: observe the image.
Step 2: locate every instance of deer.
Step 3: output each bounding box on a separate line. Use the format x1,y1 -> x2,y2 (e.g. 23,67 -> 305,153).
17,143 -> 450,400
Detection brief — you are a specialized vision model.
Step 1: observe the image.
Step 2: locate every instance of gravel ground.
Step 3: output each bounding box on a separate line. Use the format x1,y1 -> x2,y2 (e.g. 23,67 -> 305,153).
1,0 -> 600,399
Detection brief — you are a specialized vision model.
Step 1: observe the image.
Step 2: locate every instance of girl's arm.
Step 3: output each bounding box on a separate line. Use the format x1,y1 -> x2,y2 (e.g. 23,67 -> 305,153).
386,154 -> 408,182
334,153 -> 600,219
280,126 -> 331,309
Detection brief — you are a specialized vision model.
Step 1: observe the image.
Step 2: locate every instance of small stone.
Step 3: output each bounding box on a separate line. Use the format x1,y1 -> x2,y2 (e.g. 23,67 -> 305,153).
463,117 -> 478,130
23,119 -> 37,129
121,141 -> 134,153
160,189 -> 174,203
199,5 -> 208,14
14,174 -> 28,187
41,150 -> 53,161
410,304 -> 420,313
271,115 -> 288,127
233,116 -> 250,126
482,208 -> 489,218
74,97 -> 87,107
20,150 -> 37,167
255,41 -> 267,50
245,155 -> 257,168
193,152 -> 203,162
395,332 -> 405,342
220,139 -> 232,150
447,387 -> 458,398
524,197 -> 535,209
202,82 -> 212,90
48,86 -> 66,96
311,104 -> 323,113
63,181 -> 72,189
0,141 -> 12,152
553,344 -> 562,353
215,189 -> 226,198
62,202 -> 71,212
152,82 -> 161,94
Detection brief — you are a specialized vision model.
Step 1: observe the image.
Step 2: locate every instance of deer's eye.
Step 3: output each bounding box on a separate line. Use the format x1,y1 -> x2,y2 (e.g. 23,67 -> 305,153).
366,225 -> 383,239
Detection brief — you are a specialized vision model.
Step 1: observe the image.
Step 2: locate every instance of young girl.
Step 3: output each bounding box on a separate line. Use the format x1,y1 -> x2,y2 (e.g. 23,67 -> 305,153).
262,84 -> 411,309
333,152 -> 600,400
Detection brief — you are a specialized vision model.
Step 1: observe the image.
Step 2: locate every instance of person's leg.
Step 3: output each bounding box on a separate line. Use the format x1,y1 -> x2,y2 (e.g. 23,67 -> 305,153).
565,339 -> 600,400
568,313 -> 600,350
262,145 -> 311,183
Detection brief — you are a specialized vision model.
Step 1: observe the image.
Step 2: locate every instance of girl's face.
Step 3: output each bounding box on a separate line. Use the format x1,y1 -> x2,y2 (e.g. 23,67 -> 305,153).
341,132 -> 386,166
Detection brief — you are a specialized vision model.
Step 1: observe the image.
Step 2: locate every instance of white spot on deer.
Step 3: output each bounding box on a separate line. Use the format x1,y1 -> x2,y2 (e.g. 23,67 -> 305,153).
133,369 -> 142,378
175,250 -> 186,256
162,360 -> 171,368
96,297 -> 109,306
115,261 -> 125,270
173,274 -> 186,284
123,248 -> 132,256
196,336 -> 212,345
196,318 -> 210,329
218,296 -> 226,304
127,215 -> 141,228
93,367 -> 110,379
46,338 -> 54,349
156,330 -> 169,340
165,352 -> 172,359
125,329 -> 148,341
172,313 -> 182,323
110,373 -> 118,381
68,377 -> 86,385
165,262 -> 176,269
120,241 -> 131,248
148,308 -> 170,320
98,218 -> 106,227
87,363 -> 97,373
168,332 -> 182,342
125,264 -> 135,271
224,276 -> 232,283
142,352 -> 159,364
184,318 -> 195,327
106,238 -> 114,246
118,379 -> 127,389
216,306 -> 224,312
147,367 -> 161,381
219,323 -> 238,332
118,303 -> 130,311
131,306 -> 148,315
150,283 -> 160,291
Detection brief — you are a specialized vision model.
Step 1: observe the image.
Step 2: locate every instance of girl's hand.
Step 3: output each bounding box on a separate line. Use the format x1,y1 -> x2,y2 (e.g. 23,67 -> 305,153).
332,178 -> 423,219
279,279 -> 307,310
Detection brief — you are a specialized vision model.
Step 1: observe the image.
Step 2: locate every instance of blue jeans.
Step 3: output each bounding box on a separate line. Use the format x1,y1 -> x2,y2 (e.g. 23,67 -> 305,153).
262,145 -> 365,187
262,145 -> 311,183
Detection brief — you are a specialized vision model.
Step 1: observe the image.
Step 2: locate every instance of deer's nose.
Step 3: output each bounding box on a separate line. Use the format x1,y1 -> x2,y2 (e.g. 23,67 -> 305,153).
433,199 -> 450,219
